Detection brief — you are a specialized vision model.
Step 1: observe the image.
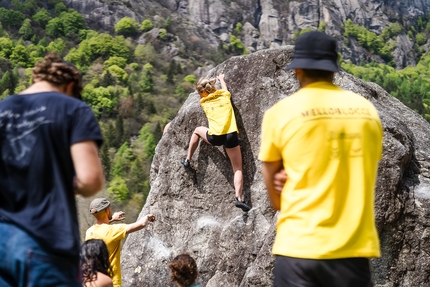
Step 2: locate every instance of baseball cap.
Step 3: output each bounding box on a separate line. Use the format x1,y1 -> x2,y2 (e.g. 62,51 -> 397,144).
286,31 -> 339,72
89,198 -> 110,214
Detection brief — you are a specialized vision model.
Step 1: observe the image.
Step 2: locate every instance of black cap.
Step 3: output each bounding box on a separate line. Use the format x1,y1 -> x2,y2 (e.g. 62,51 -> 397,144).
286,31 -> 339,72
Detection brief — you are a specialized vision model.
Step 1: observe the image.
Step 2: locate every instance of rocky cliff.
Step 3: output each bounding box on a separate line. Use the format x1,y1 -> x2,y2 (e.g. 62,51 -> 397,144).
120,46 -> 430,287
63,0 -> 430,68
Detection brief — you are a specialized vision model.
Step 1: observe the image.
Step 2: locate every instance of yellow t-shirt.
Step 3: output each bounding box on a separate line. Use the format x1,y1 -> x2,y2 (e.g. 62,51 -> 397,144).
200,89 -> 238,135
86,224 -> 127,287
259,81 -> 382,259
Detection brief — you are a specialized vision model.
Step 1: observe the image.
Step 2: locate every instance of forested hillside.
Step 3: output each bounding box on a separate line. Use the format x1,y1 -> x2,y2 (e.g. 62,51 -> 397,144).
0,0 -> 244,215
2,0 -> 430,215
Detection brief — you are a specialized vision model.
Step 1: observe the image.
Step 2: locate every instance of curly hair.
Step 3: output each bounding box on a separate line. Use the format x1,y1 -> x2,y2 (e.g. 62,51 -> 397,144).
81,239 -> 112,284
195,78 -> 216,96
32,53 -> 83,99
169,254 -> 198,287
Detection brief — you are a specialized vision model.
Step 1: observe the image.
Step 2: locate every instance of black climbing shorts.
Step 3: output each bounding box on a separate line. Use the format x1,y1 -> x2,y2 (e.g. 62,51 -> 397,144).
273,255 -> 373,287
206,131 -> 239,148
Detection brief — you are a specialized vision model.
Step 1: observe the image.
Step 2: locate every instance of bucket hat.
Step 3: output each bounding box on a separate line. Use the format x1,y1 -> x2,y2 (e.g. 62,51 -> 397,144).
286,31 -> 339,72
89,198 -> 110,214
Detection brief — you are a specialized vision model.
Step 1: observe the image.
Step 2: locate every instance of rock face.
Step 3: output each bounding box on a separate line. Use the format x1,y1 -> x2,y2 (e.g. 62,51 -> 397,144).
63,0 -> 430,68
121,46 -> 430,287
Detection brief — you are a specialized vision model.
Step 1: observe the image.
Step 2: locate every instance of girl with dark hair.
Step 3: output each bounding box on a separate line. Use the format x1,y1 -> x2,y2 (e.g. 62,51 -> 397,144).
169,254 -> 201,287
81,239 -> 113,287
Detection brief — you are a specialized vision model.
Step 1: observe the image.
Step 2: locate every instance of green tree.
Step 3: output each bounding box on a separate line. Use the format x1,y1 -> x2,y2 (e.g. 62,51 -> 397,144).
10,45 -> 29,67
0,71 -> 11,94
46,38 -> 66,53
107,176 -> 129,202
229,35 -> 246,54
100,143 -> 111,180
106,65 -> 128,82
32,8 -> 51,28
233,22 -> 243,35
138,123 -> 157,159
0,8 -> 25,27
81,85 -> 114,116
134,43 -> 156,63
416,33 -> 427,46
114,17 -> 139,37
60,9 -> 85,35
318,21 -> 327,32
158,28 -> 167,40
100,70 -> 114,87
104,56 -> 127,69
139,63 -> 154,92
19,19 -> 33,40
127,158 -> 145,194
140,19 -> 153,32
54,2 -> 67,16
0,37 -> 13,58
184,74 -> 196,84
166,59 -> 176,83
46,17 -> 64,37
115,116 -> 124,148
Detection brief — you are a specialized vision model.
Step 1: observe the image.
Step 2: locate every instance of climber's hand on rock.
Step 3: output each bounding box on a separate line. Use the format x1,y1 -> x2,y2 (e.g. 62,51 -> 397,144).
147,214 -> 156,222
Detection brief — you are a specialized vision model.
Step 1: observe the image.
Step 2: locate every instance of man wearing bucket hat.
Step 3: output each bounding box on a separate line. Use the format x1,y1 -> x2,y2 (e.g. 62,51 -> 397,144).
259,31 -> 383,286
86,198 -> 156,287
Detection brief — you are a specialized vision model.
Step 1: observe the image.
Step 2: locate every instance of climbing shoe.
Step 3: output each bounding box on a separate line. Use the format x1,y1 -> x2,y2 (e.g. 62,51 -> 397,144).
181,158 -> 190,167
235,198 -> 251,212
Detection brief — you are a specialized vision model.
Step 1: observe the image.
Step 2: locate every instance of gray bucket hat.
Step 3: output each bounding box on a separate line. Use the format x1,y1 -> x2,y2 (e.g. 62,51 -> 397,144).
286,31 -> 339,72
89,198 -> 110,214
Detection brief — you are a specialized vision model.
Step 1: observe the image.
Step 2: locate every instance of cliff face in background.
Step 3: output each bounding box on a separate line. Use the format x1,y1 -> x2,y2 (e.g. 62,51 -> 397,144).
62,0 -> 430,68
119,46 -> 430,287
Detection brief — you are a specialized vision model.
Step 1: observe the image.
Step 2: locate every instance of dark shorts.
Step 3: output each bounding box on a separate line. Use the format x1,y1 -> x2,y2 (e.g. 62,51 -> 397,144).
206,131 -> 239,148
273,255 -> 373,287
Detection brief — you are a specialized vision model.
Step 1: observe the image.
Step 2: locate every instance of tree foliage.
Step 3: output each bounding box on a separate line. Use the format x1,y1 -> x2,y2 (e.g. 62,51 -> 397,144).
141,19 -> 153,32
115,17 -> 139,37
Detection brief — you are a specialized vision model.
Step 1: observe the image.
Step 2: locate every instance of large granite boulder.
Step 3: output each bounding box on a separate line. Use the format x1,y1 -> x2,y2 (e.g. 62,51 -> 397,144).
120,46 -> 430,286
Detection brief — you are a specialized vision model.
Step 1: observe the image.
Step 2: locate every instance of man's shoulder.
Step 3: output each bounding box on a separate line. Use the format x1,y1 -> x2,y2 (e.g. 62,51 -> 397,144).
0,92 -> 89,111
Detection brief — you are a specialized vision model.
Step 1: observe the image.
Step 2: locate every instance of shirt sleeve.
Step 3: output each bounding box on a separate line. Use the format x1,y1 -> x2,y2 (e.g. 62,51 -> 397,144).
258,109 -> 282,162
70,106 -> 103,148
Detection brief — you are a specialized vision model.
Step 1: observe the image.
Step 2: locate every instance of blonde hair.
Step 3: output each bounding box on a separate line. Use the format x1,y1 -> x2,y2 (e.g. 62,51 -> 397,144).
195,78 -> 216,96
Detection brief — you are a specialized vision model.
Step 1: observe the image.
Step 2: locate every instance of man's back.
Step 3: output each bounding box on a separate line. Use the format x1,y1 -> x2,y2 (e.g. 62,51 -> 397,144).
0,92 -> 102,256
260,81 -> 382,259
86,224 -> 127,287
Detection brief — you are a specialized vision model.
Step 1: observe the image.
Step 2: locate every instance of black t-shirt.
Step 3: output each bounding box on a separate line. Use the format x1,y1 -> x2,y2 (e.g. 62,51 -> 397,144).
0,92 -> 103,257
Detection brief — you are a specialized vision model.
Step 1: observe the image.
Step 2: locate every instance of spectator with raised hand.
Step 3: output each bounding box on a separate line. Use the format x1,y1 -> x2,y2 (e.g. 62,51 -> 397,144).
181,74 -> 251,212
0,53 -> 103,287
85,198 -> 156,287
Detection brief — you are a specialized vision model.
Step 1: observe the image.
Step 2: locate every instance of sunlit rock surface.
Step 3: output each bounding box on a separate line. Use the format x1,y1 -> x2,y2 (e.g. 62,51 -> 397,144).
121,46 -> 430,287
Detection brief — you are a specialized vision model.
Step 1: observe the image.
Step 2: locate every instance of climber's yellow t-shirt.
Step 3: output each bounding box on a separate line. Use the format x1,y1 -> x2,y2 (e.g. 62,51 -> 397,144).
259,81 -> 382,259
86,224 -> 127,287
200,89 -> 238,135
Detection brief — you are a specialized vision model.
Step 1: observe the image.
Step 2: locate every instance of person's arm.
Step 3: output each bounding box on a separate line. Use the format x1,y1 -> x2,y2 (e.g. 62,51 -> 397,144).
262,160 -> 284,210
218,74 -> 228,90
109,211 -> 125,223
71,140 -> 104,197
126,214 -> 156,234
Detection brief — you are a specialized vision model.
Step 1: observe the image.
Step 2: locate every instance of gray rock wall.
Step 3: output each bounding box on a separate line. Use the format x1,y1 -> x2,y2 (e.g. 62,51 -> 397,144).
121,46 -> 430,286
62,0 -> 430,68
